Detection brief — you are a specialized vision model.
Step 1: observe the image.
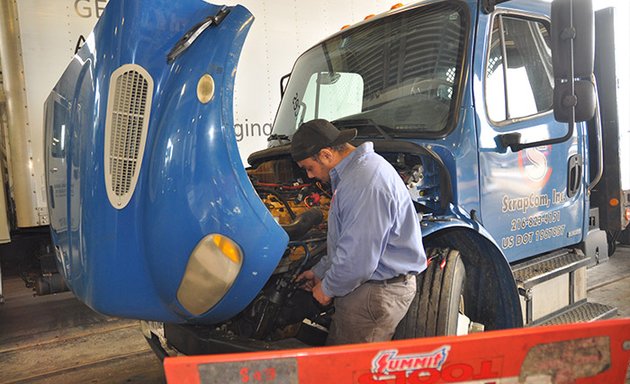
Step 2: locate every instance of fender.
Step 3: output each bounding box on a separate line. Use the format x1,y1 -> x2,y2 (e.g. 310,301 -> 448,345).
421,204 -> 523,329
421,204 -> 496,244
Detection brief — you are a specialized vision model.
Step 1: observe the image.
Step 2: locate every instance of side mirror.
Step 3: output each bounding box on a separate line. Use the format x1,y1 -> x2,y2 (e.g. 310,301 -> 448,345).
551,0 -> 596,123
553,80 -> 596,122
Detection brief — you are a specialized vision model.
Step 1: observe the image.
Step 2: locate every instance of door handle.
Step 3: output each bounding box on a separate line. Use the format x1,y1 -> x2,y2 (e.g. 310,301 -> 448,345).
567,154 -> 583,198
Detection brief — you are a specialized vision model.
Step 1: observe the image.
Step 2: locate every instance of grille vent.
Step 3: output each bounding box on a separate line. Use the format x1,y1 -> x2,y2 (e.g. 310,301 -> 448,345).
104,64 -> 154,209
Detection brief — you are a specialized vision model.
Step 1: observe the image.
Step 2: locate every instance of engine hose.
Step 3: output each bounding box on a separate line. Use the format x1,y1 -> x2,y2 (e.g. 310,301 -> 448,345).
285,242 -> 312,283
281,208 -> 323,241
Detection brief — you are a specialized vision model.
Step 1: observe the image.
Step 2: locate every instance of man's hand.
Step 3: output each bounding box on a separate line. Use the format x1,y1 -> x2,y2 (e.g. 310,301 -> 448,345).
312,281 -> 332,306
296,270 -> 320,292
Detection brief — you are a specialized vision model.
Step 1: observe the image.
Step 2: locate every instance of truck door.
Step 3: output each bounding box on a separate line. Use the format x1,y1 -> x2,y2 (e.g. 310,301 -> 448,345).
474,8 -> 586,263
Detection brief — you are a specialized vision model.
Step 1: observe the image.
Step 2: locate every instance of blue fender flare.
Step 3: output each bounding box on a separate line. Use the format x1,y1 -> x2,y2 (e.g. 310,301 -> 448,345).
420,206 -> 523,330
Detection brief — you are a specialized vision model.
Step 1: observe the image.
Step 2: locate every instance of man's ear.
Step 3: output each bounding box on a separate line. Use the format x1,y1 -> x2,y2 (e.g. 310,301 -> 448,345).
318,148 -> 335,163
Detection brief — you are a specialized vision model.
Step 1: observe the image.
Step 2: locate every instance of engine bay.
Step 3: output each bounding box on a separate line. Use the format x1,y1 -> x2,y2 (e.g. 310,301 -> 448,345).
217,144 -> 447,346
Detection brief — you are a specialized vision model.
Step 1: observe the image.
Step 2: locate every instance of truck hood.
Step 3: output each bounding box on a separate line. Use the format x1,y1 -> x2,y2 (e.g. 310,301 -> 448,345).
44,0 -> 288,323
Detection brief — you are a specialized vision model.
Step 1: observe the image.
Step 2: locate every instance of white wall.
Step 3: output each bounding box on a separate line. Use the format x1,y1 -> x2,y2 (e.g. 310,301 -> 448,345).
12,0 -> 630,175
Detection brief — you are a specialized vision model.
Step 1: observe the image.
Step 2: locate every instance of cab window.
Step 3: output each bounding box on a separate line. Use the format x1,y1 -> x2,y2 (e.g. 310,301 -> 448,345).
486,15 -> 553,122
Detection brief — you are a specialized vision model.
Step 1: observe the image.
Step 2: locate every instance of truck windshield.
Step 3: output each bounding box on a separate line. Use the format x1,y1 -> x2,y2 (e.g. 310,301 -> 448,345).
272,2 -> 468,141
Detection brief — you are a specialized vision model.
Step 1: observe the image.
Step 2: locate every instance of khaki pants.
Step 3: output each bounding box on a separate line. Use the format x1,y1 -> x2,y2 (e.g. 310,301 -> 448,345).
326,276 -> 416,345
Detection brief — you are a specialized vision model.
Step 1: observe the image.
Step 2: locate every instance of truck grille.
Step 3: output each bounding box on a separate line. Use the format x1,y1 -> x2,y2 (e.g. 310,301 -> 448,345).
104,64 -> 153,209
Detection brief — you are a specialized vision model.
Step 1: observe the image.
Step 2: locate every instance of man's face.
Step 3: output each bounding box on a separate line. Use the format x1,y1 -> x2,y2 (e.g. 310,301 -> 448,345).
298,152 -> 332,183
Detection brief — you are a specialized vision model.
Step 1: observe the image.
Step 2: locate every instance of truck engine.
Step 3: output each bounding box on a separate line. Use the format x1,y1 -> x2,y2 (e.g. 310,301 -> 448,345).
213,145 -> 444,346
228,156 -> 332,344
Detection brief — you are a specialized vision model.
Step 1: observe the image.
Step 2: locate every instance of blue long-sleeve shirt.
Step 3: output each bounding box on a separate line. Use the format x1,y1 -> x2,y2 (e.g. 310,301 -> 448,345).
312,142 -> 427,298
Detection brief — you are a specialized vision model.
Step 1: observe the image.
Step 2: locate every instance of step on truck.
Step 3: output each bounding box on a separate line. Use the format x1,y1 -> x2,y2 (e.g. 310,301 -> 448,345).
44,0 -> 626,357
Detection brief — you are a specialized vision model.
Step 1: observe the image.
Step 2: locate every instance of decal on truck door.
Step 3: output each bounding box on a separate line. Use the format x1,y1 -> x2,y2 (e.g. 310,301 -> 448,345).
519,146 -> 552,186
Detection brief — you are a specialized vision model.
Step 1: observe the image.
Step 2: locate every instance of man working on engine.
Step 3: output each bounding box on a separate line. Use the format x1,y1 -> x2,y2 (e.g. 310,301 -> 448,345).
292,119 -> 427,345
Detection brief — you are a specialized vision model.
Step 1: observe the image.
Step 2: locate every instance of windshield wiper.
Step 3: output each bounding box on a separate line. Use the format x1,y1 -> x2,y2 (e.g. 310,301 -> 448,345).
332,118 -> 393,140
267,133 -> 290,143
167,6 -> 230,63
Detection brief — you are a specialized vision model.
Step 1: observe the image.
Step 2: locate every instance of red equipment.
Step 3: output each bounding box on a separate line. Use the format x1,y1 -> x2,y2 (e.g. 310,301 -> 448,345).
164,318 -> 630,383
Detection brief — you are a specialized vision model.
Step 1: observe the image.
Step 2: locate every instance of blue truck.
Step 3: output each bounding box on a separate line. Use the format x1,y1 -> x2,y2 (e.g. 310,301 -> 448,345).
44,0 -> 628,356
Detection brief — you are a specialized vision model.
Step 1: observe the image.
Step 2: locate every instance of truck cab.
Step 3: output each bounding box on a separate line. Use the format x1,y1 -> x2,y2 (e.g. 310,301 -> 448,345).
44,0 -> 620,356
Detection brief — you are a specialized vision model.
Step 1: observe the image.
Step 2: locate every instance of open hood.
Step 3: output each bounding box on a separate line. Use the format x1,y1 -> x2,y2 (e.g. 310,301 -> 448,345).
44,0 -> 288,323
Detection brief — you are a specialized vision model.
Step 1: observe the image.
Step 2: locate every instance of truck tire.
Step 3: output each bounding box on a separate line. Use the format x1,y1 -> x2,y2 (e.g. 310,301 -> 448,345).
606,230 -> 620,256
619,227 -> 630,246
394,248 -> 465,338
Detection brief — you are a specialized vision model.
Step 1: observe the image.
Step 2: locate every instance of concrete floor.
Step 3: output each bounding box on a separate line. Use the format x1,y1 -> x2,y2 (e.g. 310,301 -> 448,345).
587,244 -> 630,318
0,245 -> 629,383
0,277 -> 165,383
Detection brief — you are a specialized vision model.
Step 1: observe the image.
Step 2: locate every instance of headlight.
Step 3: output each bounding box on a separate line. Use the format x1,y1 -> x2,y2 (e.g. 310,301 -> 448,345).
177,234 -> 243,316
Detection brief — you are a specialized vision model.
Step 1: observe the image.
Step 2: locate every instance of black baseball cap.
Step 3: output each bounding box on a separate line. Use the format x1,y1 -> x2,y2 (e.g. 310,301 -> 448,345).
290,119 -> 357,161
